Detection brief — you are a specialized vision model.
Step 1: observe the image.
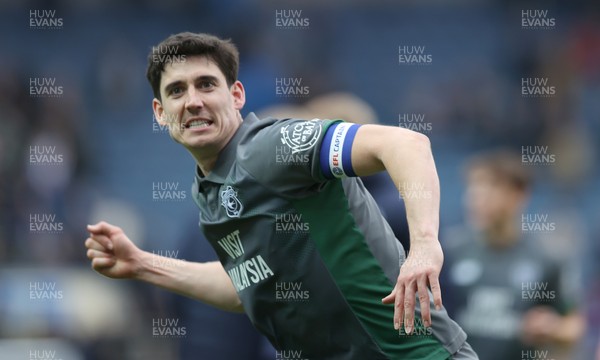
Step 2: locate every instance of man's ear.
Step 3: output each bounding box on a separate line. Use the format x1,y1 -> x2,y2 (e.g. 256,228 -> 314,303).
152,98 -> 167,125
230,80 -> 246,110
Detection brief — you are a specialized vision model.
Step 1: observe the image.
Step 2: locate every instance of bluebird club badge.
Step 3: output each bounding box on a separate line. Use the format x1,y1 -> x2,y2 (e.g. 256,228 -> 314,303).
220,186 -> 243,218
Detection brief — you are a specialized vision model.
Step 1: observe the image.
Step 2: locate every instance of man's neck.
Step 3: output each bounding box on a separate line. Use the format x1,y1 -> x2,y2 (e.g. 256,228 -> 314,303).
196,156 -> 218,176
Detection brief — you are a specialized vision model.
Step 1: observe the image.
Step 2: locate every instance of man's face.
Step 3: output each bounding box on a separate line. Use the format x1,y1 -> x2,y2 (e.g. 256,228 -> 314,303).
464,168 -> 524,232
152,56 -> 245,155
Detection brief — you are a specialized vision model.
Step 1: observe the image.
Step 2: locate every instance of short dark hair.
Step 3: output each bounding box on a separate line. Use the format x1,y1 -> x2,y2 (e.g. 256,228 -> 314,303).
465,149 -> 532,192
146,32 -> 239,100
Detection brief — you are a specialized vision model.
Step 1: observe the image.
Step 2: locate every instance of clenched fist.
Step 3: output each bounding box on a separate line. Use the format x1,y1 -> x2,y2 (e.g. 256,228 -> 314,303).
85,221 -> 142,279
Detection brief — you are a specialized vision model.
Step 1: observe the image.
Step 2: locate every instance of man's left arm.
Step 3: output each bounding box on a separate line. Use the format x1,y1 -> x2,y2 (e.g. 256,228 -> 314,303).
349,124 -> 443,334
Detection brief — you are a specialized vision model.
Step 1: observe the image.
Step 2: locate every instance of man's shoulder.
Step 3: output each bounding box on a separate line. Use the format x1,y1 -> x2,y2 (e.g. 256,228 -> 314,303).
239,114 -> 327,142
236,114 -> 335,160
230,114 -> 341,194
236,114 -> 286,158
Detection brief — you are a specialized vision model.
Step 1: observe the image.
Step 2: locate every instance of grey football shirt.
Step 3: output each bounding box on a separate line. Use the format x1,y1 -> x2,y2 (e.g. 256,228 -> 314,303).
191,112 -> 468,359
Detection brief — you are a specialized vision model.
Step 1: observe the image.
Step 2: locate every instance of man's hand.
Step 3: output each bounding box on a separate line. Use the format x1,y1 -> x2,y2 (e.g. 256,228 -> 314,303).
85,221 -> 142,279
382,239 -> 444,334
521,306 -> 585,346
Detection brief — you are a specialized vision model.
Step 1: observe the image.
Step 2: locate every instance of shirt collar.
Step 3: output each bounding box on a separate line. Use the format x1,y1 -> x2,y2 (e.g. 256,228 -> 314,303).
195,112 -> 259,184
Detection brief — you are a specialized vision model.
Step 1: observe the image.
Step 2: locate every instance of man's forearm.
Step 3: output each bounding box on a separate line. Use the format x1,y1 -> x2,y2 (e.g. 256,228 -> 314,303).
381,130 -> 440,243
134,252 -> 243,312
351,126 -> 440,243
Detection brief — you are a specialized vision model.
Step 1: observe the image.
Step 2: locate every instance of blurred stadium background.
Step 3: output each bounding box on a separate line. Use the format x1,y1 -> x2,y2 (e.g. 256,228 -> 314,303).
0,1 -> 599,359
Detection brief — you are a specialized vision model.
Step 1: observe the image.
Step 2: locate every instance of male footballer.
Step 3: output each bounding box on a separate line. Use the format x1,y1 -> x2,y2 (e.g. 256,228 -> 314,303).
85,32 -> 477,359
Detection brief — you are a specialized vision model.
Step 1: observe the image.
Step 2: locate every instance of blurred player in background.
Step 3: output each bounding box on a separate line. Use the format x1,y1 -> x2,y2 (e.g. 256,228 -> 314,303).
442,150 -> 584,360
85,32 -> 477,359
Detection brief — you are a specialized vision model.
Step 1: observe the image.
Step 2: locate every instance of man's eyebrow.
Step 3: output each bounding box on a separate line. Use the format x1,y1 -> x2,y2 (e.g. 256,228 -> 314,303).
195,75 -> 219,84
163,80 -> 184,95
163,75 -> 220,95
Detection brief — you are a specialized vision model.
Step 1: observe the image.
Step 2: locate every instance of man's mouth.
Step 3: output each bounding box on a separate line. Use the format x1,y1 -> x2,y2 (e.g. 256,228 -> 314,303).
185,118 -> 213,129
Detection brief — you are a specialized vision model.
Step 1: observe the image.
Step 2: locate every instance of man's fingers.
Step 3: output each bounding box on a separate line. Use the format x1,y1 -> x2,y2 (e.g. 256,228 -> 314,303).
85,238 -> 107,252
381,293 -> 395,304
87,222 -> 109,234
428,273 -> 443,311
403,282 -> 416,334
87,222 -> 118,241
382,284 -> 397,304
87,249 -> 111,260
91,256 -> 116,270
417,277 -> 431,327
394,283 -> 405,330
89,233 -> 114,251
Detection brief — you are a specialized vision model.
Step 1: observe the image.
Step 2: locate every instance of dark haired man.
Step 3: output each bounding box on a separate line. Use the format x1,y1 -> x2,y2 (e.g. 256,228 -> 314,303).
85,32 -> 477,359
442,150 -> 583,360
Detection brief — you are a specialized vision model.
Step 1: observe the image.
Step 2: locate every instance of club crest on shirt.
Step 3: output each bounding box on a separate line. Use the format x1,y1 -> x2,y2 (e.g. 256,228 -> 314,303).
280,120 -> 321,153
220,186 -> 243,218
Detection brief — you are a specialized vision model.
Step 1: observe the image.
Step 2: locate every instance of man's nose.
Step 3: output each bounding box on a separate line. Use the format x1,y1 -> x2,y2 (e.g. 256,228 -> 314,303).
185,86 -> 204,112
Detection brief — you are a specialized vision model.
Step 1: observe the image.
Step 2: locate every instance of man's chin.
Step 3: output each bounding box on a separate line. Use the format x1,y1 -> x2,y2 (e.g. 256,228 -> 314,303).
171,129 -> 210,144
181,136 -> 216,151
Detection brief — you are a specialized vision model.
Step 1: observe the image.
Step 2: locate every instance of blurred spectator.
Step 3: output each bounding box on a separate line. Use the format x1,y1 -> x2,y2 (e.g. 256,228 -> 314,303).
442,149 -> 584,360
13,92 -> 92,265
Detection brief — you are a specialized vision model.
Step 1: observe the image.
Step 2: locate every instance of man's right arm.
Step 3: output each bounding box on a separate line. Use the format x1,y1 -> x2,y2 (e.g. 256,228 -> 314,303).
85,222 -> 243,313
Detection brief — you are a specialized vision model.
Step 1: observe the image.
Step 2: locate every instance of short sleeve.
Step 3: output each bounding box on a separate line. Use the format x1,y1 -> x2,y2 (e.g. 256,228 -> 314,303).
238,118 -> 361,197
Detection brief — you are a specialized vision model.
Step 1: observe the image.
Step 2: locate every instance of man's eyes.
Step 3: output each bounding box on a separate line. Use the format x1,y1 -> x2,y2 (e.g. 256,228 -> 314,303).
168,81 -> 215,96
199,80 -> 215,89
